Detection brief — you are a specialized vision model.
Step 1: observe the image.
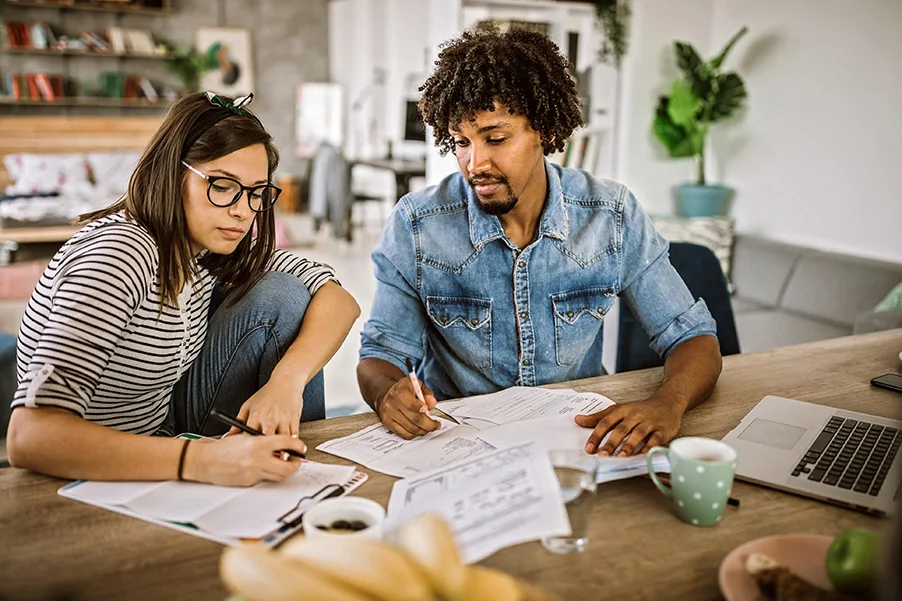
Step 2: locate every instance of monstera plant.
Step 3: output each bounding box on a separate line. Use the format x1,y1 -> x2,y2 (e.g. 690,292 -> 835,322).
653,27 -> 749,216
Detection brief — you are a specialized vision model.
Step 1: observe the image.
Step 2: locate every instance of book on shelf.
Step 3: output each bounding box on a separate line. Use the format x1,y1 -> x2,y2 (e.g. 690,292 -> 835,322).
107,27 -> 127,53
3,72 -> 69,101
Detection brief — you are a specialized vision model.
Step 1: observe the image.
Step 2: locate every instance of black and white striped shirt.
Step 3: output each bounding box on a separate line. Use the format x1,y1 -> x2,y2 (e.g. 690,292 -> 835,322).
13,213 -> 338,434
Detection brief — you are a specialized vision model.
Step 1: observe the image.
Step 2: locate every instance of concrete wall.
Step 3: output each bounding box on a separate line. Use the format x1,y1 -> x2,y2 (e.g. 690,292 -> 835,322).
0,0 -> 330,178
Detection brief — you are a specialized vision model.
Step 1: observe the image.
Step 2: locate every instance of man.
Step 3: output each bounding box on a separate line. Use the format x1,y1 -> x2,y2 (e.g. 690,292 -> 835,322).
358,26 -> 723,457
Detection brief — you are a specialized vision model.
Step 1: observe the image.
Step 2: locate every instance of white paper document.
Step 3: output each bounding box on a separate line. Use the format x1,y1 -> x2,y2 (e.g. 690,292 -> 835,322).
315,417 -> 496,478
440,386 -> 614,425
60,461 -> 357,541
475,415 -> 670,482
386,442 -> 571,563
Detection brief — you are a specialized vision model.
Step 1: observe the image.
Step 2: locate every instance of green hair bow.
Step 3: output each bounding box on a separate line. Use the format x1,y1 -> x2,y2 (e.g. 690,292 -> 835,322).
204,91 -> 254,116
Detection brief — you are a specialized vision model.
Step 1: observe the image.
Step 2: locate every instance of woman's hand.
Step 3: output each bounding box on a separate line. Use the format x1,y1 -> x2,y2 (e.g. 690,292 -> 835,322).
231,378 -> 305,436
184,434 -> 307,487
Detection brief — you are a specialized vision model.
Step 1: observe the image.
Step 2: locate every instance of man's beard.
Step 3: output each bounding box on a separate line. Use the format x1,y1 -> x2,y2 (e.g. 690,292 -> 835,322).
469,175 -> 518,216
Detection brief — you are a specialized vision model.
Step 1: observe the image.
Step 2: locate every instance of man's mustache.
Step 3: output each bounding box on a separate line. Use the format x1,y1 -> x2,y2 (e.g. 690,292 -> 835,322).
469,175 -> 508,186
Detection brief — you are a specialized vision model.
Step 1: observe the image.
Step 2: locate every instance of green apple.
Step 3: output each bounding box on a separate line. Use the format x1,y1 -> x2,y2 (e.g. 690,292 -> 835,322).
825,528 -> 879,596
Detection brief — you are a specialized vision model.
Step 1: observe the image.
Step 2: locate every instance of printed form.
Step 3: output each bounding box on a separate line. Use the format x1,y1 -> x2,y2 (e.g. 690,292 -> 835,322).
319,387 -> 669,481
386,441 -> 571,563
315,417 -> 495,478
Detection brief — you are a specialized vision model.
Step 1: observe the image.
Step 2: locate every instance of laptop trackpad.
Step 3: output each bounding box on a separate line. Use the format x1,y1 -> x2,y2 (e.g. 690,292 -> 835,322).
737,418 -> 807,451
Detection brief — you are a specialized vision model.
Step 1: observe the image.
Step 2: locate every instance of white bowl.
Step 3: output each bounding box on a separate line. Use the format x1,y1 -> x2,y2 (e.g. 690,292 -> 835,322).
302,497 -> 385,541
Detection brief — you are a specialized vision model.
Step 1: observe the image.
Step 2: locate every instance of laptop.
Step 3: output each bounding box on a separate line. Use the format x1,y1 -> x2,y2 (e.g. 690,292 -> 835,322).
722,396 -> 902,515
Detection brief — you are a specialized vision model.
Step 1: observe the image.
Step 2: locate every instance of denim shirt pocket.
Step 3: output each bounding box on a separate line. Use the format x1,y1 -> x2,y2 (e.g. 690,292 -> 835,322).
426,296 -> 493,369
551,287 -> 616,366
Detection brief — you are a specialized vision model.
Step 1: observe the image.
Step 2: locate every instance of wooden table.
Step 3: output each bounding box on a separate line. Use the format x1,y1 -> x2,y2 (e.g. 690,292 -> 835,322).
2,330 -> 901,601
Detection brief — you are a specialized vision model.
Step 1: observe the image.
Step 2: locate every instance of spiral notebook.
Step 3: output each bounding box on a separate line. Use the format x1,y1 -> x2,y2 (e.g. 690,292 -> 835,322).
59,434 -> 369,547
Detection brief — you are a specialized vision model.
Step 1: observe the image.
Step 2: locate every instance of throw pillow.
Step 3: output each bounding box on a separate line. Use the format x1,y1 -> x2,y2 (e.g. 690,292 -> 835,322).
86,151 -> 142,196
4,153 -> 91,195
876,281 -> 902,312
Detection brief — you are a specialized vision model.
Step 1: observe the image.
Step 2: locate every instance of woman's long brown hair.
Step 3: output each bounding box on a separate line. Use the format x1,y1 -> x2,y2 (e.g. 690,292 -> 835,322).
80,92 -> 280,308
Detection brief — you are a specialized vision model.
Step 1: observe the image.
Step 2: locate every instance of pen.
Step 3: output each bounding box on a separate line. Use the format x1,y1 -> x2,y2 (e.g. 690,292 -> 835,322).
405,358 -> 435,422
209,408 -> 306,459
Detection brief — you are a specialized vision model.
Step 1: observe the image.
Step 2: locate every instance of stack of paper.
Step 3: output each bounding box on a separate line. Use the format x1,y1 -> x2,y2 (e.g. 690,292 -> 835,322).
385,441 -> 571,564
59,461 -> 362,544
318,387 -> 670,482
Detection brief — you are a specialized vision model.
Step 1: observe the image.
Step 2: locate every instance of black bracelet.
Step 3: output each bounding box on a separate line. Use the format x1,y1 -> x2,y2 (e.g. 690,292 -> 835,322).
177,439 -> 191,481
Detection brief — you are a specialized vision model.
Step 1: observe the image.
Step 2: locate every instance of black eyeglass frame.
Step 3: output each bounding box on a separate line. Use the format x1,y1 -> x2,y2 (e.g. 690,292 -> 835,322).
181,160 -> 282,212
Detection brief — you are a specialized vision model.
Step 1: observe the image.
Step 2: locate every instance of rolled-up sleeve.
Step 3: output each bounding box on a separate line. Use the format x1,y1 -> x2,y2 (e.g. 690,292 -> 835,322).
266,249 -> 339,295
617,188 -> 718,358
359,202 -> 429,373
13,240 -> 143,416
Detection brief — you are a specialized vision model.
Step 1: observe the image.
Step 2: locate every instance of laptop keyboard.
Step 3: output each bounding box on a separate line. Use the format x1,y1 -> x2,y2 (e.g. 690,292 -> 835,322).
791,416 -> 901,496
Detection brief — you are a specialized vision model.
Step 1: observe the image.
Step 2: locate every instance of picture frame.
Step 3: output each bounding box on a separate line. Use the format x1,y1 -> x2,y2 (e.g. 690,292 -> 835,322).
195,27 -> 254,96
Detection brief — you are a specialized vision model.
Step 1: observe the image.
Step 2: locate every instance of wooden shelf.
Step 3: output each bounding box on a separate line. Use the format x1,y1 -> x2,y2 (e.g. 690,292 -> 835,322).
3,0 -> 171,16
2,47 -> 172,59
0,96 -> 172,108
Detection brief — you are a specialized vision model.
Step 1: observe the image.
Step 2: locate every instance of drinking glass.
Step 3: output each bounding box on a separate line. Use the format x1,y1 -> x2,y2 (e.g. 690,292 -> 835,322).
541,449 -> 598,554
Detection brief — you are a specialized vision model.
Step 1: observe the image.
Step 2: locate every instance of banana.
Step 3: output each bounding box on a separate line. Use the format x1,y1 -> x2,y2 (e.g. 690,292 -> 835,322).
220,544 -> 375,601
279,536 -> 433,601
396,513 -> 466,601
459,566 -> 522,601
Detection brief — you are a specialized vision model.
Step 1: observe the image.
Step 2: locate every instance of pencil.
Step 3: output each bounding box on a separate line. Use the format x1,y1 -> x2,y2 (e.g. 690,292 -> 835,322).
209,408 -> 306,459
405,358 -> 435,421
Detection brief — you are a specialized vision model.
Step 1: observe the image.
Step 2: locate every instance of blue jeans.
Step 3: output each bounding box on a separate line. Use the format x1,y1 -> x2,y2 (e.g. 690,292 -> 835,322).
157,272 -> 325,437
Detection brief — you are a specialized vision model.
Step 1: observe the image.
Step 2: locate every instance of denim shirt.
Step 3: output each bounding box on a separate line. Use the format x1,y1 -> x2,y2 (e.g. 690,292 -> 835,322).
360,161 -> 717,401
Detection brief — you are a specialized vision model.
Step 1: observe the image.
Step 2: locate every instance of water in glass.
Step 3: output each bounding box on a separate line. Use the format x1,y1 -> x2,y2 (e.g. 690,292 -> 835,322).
541,465 -> 598,554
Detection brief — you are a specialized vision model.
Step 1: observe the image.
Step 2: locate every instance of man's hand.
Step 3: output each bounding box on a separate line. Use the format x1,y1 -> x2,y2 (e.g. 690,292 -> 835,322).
376,377 -> 439,440
575,396 -> 688,456
231,378 -> 304,437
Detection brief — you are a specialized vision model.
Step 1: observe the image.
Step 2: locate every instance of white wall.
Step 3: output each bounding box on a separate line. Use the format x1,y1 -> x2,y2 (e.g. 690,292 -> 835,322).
618,0 -> 902,263
617,0 -> 714,213
710,0 -> 902,263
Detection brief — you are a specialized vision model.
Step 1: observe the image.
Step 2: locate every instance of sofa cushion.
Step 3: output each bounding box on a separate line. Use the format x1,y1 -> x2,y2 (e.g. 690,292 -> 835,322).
735,309 -> 850,354
731,236 -> 803,308
781,252 -> 902,327
853,306 -> 902,335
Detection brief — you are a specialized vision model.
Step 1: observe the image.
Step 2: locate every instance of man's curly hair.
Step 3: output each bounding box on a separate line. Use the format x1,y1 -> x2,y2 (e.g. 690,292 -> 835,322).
418,26 -> 584,157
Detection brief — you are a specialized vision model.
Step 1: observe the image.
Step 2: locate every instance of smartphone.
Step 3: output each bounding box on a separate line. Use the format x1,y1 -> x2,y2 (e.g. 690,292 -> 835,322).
870,373 -> 902,394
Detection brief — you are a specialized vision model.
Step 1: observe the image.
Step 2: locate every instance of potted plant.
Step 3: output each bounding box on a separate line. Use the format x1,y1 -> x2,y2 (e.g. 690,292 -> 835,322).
652,26 -> 749,217
166,46 -> 214,93
593,0 -> 631,68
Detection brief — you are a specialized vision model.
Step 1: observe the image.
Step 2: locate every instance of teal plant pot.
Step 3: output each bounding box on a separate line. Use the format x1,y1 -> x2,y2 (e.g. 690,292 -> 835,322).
676,184 -> 733,217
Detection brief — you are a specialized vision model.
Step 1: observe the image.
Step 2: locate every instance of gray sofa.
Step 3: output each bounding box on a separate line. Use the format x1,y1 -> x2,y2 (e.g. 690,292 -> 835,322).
730,235 -> 902,353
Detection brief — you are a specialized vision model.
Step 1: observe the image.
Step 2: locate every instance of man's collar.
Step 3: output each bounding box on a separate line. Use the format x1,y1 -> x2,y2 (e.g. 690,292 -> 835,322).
467,159 -> 569,249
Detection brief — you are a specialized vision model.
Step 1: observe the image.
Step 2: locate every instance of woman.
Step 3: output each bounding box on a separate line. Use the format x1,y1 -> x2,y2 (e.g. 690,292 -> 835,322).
6,92 -> 360,486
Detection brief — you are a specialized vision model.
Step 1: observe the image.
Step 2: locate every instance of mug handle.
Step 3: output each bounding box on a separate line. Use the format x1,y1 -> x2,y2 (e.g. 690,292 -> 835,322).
646,446 -> 672,498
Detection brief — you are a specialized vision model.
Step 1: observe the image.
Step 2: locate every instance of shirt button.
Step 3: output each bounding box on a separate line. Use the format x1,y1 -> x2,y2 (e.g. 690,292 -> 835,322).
522,359 -> 531,366
440,316 -> 448,323
566,310 -> 575,318
518,261 -> 526,268
470,318 -> 478,326
597,306 -> 605,313
519,311 -> 528,319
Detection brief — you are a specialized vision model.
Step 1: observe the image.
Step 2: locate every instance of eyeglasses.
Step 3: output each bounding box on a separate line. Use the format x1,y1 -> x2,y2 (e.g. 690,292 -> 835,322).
181,160 -> 281,212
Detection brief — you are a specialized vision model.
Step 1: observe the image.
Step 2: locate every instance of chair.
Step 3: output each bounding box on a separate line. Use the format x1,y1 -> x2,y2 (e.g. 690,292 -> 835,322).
615,242 -> 740,373
308,143 -> 383,242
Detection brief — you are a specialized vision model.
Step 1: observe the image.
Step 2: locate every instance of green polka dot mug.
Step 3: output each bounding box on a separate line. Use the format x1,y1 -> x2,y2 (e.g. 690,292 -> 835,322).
646,437 -> 737,527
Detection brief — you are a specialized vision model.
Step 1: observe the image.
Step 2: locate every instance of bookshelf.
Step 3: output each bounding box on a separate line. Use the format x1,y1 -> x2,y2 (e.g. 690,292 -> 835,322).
0,0 -> 177,110
2,47 -> 172,59
4,0 -> 171,16
0,96 -> 171,107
